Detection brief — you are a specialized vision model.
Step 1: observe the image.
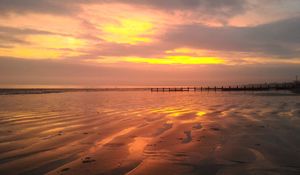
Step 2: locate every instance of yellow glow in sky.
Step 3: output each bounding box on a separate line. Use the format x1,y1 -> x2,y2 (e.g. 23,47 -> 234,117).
0,34 -> 86,59
28,35 -> 87,49
101,19 -> 154,44
166,48 -> 199,54
0,46 -> 60,59
125,55 -> 225,65
165,48 -> 212,56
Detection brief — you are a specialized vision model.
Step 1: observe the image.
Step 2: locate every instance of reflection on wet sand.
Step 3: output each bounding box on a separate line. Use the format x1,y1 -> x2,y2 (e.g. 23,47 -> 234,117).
128,137 -> 151,159
90,127 -> 136,153
0,91 -> 299,175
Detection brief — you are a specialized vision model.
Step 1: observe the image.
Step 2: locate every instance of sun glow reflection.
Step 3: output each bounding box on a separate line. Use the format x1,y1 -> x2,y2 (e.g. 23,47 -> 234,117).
197,111 -> 207,117
151,107 -> 208,124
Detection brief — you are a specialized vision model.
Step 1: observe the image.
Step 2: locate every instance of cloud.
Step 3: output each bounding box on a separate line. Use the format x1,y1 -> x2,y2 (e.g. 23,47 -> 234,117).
0,0 -> 78,15
80,16 -> 300,60
113,0 -> 248,14
0,26 -> 64,48
113,0 -> 250,24
0,33 -> 28,46
76,42 -> 171,59
0,0 -> 249,20
1,57 -> 299,86
1,0 -> 300,61
164,17 -> 300,58
0,26 -> 54,35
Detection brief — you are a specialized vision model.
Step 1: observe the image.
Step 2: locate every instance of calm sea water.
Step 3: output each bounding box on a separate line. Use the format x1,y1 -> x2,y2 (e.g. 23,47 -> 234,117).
0,91 -> 299,175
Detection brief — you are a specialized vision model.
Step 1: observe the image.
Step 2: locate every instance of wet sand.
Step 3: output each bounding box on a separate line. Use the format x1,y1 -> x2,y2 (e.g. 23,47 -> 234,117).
0,91 -> 300,175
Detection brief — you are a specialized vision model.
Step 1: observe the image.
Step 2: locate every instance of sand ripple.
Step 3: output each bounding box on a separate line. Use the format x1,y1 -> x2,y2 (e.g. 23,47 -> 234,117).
0,91 -> 299,174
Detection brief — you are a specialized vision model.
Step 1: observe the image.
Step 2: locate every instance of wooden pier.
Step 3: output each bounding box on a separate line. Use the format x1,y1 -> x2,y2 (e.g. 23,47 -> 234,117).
150,83 -> 296,92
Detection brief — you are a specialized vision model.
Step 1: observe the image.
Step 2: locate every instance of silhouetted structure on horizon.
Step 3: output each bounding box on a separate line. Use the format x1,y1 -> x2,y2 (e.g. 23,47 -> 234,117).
150,78 -> 300,92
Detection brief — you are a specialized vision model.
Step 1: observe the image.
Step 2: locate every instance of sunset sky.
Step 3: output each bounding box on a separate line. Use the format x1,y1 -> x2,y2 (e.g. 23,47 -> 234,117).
0,0 -> 300,87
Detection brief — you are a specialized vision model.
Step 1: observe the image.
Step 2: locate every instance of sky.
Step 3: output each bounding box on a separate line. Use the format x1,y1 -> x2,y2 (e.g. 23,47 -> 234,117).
0,0 -> 300,87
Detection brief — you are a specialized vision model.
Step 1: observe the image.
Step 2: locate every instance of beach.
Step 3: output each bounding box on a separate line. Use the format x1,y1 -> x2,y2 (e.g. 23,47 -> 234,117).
0,91 -> 299,175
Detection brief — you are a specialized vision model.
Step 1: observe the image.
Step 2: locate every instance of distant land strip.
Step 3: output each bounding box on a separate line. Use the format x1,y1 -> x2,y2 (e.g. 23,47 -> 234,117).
0,81 -> 299,95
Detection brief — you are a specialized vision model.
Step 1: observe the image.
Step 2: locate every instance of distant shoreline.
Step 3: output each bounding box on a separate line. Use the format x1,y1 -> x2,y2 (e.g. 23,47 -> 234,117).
0,88 -> 150,95
0,87 -> 296,95
1,81 -> 299,95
